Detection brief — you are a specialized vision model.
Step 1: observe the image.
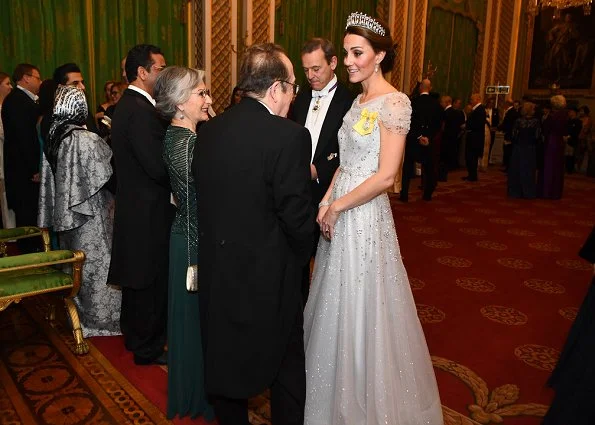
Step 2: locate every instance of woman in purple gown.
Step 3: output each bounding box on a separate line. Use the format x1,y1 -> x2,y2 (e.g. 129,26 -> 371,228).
537,95 -> 568,199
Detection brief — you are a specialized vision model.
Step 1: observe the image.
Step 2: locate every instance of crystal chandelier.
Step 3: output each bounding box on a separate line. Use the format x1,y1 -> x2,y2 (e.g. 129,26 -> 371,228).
527,0 -> 592,16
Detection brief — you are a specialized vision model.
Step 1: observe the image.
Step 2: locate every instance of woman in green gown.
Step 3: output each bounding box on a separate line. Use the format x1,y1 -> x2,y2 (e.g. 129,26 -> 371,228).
154,66 -> 214,420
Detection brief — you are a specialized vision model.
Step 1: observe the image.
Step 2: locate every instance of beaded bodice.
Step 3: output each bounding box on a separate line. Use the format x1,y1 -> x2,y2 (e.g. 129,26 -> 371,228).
163,126 -> 198,247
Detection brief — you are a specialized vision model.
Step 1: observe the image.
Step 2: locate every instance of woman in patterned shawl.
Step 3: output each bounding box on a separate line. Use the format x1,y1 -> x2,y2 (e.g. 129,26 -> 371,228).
38,84 -> 121,337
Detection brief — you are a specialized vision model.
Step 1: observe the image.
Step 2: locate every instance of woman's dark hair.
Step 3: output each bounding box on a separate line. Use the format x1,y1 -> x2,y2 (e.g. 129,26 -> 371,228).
38,79 -> 58,143
345,17 -> 396,74
230,86 -> 243,105
38,79 -> 58,116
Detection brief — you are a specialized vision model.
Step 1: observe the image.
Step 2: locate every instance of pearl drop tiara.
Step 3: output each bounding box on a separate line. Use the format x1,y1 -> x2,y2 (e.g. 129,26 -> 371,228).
345,12 -> 386,36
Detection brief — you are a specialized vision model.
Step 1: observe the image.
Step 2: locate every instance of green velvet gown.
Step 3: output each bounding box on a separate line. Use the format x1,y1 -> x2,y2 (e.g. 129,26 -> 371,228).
163,125 -> 213,420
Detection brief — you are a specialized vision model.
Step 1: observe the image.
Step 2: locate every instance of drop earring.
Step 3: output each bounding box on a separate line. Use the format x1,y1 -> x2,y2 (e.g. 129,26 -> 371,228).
374,64 -> 379,73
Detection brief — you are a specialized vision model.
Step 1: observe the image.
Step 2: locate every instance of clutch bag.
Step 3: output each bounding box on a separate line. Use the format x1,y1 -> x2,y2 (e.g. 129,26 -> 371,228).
186,265 -> 198,292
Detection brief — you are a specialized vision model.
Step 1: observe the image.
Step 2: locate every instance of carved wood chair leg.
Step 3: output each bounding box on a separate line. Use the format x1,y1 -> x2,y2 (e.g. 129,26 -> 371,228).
45,303 -> 56,322
63,298 -> 89,355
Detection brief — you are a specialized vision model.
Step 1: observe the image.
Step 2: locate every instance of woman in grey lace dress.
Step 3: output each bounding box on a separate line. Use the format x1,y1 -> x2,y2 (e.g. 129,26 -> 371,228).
154,66 -> 214,420
304,13 -> 443,424
38,85 -> 120,337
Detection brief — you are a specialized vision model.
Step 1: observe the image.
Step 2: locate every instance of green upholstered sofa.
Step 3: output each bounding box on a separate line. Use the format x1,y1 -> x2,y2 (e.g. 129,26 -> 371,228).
0,227 -> 89,355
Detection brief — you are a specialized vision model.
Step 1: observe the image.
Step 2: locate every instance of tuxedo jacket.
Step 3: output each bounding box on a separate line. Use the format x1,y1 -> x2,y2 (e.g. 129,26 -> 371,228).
108,88 -> 174,289
291,82 -> 354,206
467,104 -> 486,153
442,106 -> 465,143
193,97 -> 315,398
1,88 -> 40,206
499,107 -> 520,141
486,107 -> 500,129
407,93 -> 442,157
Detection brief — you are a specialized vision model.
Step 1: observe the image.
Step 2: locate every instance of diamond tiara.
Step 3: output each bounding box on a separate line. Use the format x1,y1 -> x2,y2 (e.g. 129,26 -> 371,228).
345,12 -> 386,36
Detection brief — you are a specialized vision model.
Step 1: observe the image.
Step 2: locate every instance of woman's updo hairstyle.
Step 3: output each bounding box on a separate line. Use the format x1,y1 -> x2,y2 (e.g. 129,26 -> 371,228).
345,12 -> 396,74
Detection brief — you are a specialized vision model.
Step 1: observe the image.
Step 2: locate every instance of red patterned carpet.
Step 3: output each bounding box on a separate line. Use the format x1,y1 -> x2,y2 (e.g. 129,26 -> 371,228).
1,169 -> 594,425
392,169 -> 595,425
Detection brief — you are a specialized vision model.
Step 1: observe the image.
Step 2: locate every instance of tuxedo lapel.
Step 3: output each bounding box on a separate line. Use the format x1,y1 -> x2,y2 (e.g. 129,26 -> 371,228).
312,89 -> 347,162
292,88 -> 312,125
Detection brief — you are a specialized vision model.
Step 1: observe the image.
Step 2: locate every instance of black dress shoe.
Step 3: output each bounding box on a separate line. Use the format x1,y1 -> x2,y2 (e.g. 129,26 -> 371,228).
134,352 -> 167,366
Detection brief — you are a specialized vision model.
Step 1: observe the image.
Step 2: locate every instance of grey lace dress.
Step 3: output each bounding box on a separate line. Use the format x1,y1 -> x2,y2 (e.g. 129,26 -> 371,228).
38,85 -> 120,337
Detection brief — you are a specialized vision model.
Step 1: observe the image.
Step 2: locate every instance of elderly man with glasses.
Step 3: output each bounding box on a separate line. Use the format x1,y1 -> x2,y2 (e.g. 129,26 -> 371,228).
193,43 -> 315,425
1,63 -> 42,252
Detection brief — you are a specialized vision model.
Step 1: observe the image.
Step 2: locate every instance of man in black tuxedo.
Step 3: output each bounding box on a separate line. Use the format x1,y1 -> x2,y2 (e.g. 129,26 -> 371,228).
194,43 -> 315,425
108,44 -> 174,366
451,98 -> 466,169
290,37 -> 354,304
498,97 -> 519,172
463,93 -> 486,182
1,64 -> 42,252
400,79 -> 442,201
439,95 -> 464,181
485,97 -> 500,162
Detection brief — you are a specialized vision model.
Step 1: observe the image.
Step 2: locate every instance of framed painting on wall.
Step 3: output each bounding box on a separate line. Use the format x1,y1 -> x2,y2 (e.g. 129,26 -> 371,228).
524,6 -> 595,96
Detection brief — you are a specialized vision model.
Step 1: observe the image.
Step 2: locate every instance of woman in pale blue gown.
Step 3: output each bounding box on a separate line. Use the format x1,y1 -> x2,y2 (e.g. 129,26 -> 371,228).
304,13 -> 443,424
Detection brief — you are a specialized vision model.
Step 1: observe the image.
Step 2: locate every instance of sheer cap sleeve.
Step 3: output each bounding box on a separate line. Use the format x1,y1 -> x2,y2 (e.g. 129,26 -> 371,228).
379,92 -> 411,135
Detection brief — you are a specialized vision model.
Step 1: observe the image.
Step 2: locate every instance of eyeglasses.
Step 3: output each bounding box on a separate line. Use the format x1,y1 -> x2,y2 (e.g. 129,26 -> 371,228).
279,80 -> 300,95
191,89 -> 211,98
26,73 -> 42,81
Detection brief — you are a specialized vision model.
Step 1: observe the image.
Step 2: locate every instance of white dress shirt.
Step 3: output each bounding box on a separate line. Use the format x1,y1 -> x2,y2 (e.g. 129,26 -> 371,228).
127,84 -> 156,106
17,85 -> 39,103
304,75 -> 338,162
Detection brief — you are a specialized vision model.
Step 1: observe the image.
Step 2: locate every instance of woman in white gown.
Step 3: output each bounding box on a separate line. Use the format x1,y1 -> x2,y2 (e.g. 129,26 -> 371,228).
304,12 -> 444,425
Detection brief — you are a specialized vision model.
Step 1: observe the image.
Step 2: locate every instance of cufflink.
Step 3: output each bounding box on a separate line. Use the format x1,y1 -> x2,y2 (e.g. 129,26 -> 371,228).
327,153 -> 337,161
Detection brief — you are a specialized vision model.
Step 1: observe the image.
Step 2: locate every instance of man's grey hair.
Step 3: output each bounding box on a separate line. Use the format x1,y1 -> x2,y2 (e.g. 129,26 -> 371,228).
154,66 -> 205,120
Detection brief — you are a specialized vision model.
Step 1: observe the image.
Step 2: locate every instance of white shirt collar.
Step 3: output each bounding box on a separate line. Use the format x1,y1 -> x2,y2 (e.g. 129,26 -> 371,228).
17,85 -> 39,103
444,104 -> 452,110
127,84 -> 156,106
505,106 -> 513,113
473,103 -> 481,110
312,75 -> 338,97
420,92 -> 430,95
